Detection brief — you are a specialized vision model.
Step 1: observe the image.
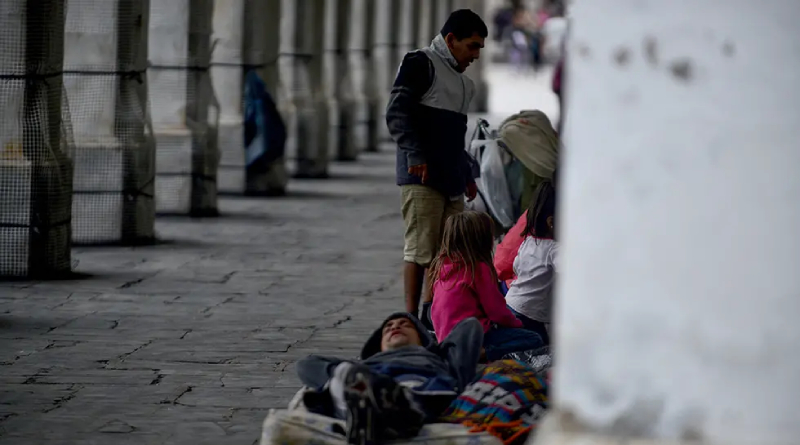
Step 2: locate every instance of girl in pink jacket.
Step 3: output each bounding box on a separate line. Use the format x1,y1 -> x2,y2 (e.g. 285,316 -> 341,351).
429,211 -> 543,361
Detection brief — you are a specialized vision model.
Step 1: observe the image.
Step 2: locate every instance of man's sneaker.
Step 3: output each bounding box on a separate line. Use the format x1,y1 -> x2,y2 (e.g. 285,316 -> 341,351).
340,365 -> 424,445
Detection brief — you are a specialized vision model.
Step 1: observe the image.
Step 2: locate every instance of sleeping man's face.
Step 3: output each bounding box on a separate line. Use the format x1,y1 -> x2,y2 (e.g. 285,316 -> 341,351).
381,317 -> 422,352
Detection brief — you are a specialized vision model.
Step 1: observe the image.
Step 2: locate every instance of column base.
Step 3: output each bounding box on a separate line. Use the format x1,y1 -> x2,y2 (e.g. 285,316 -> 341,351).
532,410 -> 725,445
285,104 -> 329,178
155,128 -> 219,216
327,100 -> 358,162
71,141 -> 155,244
217,121 -> 247,194
0,158 -> 73,278
245,157 -> 288,196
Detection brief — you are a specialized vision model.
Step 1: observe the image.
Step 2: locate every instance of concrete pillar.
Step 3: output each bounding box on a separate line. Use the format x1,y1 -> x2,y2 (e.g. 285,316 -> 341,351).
324,0 -> 358,161
214,0 -> 287,196
397,0 -> 418,59
454,0 -> 489,113
539,1 -> 800,445
346,0 -> 377,153
149,0 -> 219,216
308,0 -> 330,171
434,0 -> 453,33
64,0 -> 155,244
212,0 -> 247,194
243,0 -> 288,195
0,0 -> 73,277
278,0 -> 327,178
372,0 -> 401,144
416,0 -> 436,49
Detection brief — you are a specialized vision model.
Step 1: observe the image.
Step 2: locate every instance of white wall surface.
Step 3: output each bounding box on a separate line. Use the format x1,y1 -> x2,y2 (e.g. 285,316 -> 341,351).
553,0 -> 800,443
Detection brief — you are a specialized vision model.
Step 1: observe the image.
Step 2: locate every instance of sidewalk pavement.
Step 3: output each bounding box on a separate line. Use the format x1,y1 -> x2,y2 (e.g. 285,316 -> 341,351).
0,149 -> 407,445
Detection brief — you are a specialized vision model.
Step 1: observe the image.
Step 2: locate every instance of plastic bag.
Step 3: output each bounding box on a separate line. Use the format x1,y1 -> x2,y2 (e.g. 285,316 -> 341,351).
479,140 -> 515,229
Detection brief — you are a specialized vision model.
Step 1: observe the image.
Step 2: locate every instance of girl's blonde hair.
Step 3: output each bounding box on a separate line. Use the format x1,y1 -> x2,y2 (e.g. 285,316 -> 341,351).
428,211 -> 497,297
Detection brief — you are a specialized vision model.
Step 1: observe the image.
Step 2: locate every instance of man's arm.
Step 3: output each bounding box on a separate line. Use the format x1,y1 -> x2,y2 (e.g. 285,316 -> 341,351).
386,52 -> 434,169
438,317 -> 484,391
296,355 -> 345,390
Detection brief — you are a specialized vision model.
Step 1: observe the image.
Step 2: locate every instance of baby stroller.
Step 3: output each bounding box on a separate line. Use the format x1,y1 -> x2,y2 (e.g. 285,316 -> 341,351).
466,111 -> 559,239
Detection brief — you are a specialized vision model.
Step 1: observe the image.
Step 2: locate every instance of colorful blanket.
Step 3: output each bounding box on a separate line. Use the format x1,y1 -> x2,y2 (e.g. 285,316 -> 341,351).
438,360 -> 548,445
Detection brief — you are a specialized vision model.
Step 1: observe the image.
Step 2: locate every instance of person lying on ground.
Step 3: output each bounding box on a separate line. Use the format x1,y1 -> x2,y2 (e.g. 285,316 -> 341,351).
429,211 -> 543,362
296,313 -> 483,444
504,180 -> 559,346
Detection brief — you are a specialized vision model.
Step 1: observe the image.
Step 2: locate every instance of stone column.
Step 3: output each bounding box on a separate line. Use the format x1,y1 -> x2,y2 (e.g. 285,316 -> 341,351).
324,0 -> 358,161
346,0 -> 377,153
65,0 -> 155,244
434,0 -> 453,33
397,0 -> 418,59
0,0 -> 73,277
416,0 -> 436,49
540,1 -> 800,444
149,0 -> 219,216
214,0 -> 287,196
278,0 -> 327,178
242,0 -> 288,195
371,0 -> 401,144
212,0 -> 246,195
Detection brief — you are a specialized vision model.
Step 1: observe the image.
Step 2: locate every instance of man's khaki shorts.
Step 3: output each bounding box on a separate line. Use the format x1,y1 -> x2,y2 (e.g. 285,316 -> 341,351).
401,185 -> 464,268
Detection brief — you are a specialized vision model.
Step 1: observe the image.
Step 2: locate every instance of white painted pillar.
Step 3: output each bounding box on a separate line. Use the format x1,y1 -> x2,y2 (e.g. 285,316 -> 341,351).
308,0 -> 331,172
278,0 -> 327,178
212,0 -> 247,194
324,0 -> 358,161
0,0 -> 73,277
346,0 -> 377,153
65,0 -> 155,244
397,0 -> 418,60
416,0 -> 436,49
149,0 -> 219,216
371,0 -> 400,144
434,0 -> 453,34
241,0 -> 288,196
539,1 -> 800,445
214,0 -> 287,196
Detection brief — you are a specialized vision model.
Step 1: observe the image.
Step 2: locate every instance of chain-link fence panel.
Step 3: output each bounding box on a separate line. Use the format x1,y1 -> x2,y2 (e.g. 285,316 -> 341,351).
64,0 -> 155,245
0,1 -> 74,278
149,0 -> 219,216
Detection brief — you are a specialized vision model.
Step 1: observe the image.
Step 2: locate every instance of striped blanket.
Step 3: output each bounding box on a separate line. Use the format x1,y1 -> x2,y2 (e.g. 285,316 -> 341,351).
438,360 -> 549,445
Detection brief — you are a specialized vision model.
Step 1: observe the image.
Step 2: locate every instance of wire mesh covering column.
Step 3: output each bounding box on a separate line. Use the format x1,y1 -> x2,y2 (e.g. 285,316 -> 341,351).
149,0 -> 219,216
244,0 -> 288,195
323,0 -> 357,161
0,1 -> 74,277
64,0 -> 155,245
371,0 -> 401,144
454,0 -> 489,112
345,0 -> 376,153
278,0 -> 327,178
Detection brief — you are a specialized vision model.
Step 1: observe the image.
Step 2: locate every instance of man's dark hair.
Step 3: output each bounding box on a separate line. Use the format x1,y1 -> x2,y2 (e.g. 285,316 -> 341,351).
440,9 -> 489,40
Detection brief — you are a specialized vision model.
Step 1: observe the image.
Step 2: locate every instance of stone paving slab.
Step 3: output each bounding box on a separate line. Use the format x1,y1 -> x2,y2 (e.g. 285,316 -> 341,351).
0,149 -> 407,445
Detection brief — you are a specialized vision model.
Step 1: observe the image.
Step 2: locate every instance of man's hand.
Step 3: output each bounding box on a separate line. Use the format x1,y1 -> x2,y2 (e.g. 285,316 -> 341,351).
466,182 -> 478,202
408,164 -> 428,184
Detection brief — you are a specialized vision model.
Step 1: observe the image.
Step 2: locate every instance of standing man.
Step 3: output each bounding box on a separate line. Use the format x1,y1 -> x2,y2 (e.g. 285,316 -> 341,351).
386,10 -> 488,322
